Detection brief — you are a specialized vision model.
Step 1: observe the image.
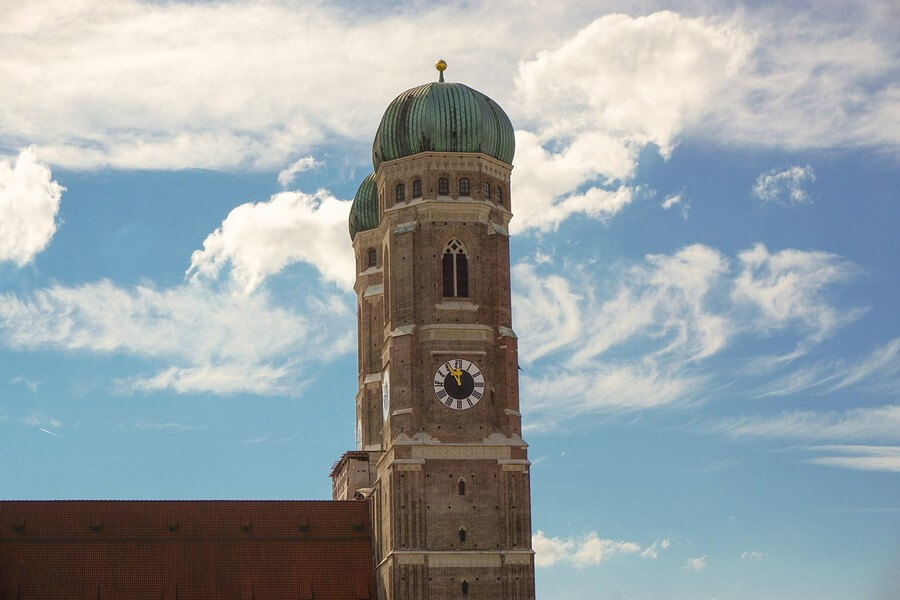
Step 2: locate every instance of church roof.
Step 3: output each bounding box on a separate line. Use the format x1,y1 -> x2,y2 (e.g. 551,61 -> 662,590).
371,79 -> 515,171
0,500 -> 376,599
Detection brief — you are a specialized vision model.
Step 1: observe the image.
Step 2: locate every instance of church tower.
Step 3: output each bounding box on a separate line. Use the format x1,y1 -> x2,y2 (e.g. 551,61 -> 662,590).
332,61 -> 535,600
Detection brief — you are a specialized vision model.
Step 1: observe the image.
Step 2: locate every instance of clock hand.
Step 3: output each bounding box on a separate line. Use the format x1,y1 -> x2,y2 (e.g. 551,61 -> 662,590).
451,367 -> 463,386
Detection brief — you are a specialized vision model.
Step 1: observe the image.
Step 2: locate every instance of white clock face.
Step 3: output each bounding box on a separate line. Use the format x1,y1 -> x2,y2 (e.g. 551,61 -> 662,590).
433,358 -> 485,410
382,368 -> 390,421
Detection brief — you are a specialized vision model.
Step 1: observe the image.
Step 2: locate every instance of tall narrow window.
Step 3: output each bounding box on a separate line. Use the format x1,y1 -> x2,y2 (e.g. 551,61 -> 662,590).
395,183 -> 405,202
438,177 -> 449,195
459,178 -> 470,196
458,479 -> 466,496
482,182 -> 491,199
367,248 -> 377,268
461,581 -> 469,596
458,528 -> 467,543
442,239 -> 469,298
496,186 -> 503,205
412,179 -> 422,198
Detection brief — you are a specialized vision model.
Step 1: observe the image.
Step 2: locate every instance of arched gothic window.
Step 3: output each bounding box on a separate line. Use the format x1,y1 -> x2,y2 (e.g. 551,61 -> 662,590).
442,239 -> 469,298
438,177 -> 450,195
496,186 -> 503,205
412,179 -> 422,198
458,527 -> 467,543
367,248 -> 377,268
482,182 -> 491,199
459,178 -> 470,196
395,183 -> 405,202
461,581 -> 469,596
458,479 -> 466,496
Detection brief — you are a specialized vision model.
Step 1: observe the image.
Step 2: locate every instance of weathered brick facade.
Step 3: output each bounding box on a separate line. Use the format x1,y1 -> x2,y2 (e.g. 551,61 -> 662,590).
335,150 -> 536,600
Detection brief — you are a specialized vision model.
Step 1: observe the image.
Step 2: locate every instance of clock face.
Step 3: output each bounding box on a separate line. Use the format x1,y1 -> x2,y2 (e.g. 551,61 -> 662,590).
382,368 -> 390,421
433,359 -> 485,410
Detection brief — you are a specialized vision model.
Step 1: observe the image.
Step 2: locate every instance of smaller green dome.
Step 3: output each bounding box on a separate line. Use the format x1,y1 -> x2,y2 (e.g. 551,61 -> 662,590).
349,172 -> 378,241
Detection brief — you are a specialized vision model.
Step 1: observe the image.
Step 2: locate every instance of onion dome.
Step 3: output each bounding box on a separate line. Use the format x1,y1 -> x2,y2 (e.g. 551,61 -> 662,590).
371,60 -> 515,171
349,172 -> 377,241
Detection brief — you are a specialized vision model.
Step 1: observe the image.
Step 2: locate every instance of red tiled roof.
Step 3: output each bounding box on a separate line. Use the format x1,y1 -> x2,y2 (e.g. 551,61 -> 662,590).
0,500 -> 375,599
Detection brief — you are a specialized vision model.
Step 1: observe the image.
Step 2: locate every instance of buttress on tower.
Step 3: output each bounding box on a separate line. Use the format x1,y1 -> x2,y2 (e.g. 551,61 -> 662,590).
331,61 -> 536,600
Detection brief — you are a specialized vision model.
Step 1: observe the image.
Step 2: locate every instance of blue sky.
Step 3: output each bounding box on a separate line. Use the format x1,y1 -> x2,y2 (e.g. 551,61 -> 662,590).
1,1 -> 898,598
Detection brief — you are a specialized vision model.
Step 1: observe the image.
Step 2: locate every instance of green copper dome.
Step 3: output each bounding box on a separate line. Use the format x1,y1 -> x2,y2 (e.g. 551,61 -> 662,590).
349,172 -> 377,241
372,81 -> 515,170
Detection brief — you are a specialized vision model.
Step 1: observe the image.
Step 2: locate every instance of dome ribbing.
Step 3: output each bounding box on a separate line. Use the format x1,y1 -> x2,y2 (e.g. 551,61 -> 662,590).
371,81 -> 515,171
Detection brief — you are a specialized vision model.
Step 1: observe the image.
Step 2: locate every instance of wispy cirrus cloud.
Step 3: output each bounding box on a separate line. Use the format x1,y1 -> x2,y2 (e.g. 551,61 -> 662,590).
759,337 -> 900,398
0,279 -> 353,395
710,405 -> 900,443
804,445 -> 900,473
514,243 -> 862,424
731,243 -> 863,346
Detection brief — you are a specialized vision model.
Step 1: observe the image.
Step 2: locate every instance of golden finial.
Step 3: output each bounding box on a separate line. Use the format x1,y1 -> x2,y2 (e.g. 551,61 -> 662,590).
435,59 -> 447,82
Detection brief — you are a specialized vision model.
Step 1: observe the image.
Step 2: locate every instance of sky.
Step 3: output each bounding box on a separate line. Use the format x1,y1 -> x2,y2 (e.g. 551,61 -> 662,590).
0,1 -> 898,598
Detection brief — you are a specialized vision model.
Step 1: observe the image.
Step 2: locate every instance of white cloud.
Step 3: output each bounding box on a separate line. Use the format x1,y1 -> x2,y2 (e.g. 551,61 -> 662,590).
0,279 -> 353,395
703,9 -> 899,151
511,11 -> 751,231
0,147 -> 64,265
0,0 -> 545,171
805,444 -> 900,473
277,156 -> 322,188
712,405 -> 900,442
731,244 -> 862,344
740,551 -> 764,560
515,12 -> 751,156
187,190 -> 355,293
533,530 -> 646,568
685,555 -> 708,571
1,4 -> 893,243
752,165 -> 816,204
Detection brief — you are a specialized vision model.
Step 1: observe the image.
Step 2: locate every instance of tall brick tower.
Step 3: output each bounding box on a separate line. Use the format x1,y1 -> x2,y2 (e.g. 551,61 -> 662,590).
332,61 -> 535,600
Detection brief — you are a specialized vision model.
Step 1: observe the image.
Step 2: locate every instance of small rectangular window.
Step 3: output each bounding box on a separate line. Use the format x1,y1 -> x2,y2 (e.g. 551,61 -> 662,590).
438,178 -> 449,195
395,183 -> 405,201
459,178 -> 470,195
413,179 -> 422,198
